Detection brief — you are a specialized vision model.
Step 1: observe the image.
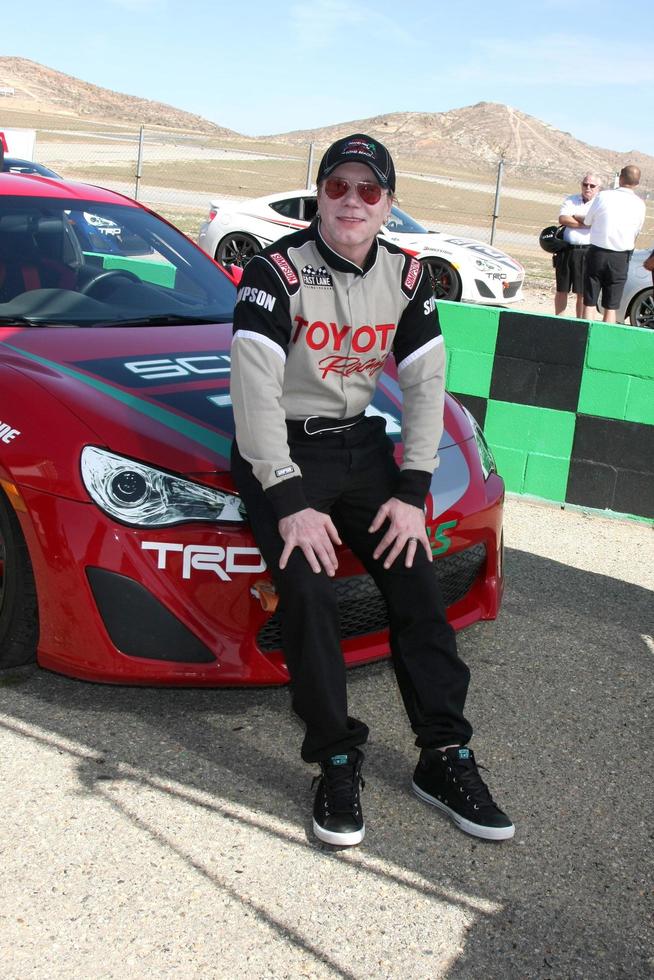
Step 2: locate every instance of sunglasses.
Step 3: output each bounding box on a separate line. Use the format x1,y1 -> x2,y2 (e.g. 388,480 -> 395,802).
323,177 -> 385,205
582,182 -> 597,188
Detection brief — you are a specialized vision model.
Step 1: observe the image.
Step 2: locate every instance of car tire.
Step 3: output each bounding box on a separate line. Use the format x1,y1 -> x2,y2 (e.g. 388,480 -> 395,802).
421,258 -> 462,302
216,233 -> 261,269
0,487 -> 39,668
628,288 -> 654,329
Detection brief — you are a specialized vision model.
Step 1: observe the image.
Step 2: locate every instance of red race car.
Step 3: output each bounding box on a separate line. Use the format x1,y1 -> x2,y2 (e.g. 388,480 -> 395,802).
0,173 -> 504,686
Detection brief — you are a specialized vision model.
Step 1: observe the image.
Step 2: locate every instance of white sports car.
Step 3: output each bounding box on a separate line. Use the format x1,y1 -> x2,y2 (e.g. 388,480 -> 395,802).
599,246 -> 653,328
198,189 -> 525,306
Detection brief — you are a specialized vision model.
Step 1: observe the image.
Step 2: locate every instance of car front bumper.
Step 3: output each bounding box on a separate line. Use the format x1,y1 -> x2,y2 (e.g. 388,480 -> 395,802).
19,470 -> 504,687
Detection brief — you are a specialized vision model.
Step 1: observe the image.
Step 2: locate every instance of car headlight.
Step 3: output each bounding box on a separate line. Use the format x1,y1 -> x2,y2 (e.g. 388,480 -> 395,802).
462,409 -> 497,481
474,258 -> 503,274
81,446 -> 246,526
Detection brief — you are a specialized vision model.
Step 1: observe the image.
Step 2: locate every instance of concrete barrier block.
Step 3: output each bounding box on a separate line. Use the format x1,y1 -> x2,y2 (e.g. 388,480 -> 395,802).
577,368 -> 630,420
496,310 -> 588,365
586,322 -> 654,380
524,453 -> 571,501
438,302 -> 499,353
446,349 -> 494,398
491,356 -> 584,412
485,401 -> 576,457
625,377 -> 654,426
488,445 -> 526,492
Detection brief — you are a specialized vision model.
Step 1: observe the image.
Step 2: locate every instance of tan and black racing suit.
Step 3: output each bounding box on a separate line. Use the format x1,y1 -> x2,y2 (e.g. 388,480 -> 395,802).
230,222 -> 446,518
230,221 -> 472,762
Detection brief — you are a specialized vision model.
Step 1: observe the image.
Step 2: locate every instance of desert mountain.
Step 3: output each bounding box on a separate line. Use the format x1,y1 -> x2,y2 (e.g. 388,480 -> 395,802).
266,104 -> 654,185
1,58 -> 652,185
0,56 -> 239,136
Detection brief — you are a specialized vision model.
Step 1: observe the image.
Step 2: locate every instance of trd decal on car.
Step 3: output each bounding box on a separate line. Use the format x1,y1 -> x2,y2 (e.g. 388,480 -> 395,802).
0,420 -> 21,444
142,542 -> 266,581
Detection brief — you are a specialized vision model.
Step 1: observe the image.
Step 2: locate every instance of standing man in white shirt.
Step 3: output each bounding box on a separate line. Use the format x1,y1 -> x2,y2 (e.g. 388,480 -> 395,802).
554,173 -> 602,317
580,165 -> 646,323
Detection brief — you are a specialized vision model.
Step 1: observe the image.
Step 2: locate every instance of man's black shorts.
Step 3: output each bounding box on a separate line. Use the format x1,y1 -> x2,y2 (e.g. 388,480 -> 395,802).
583,245 -> 631,310
555,245 -> 588,293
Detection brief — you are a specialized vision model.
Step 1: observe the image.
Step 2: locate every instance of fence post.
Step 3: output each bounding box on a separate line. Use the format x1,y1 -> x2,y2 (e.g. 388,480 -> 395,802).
490,157 -> 504,245
134,126 -> 145,200
305,142 -> 315,188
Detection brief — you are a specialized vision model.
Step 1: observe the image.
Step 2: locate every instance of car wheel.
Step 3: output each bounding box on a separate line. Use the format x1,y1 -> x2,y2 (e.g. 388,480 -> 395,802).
628,288 -> 654,329
421,259 -> 462,302
216,233 -> 261,268
0,488 -> 38,668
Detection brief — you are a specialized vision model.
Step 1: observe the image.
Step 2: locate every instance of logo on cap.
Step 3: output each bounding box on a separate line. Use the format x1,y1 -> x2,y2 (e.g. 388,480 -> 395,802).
343,138 -> 376,158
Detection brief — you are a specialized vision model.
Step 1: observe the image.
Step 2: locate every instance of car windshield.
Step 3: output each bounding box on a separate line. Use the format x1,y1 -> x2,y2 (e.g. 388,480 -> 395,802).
384,206 -> 429,235
0,196 -> 237,327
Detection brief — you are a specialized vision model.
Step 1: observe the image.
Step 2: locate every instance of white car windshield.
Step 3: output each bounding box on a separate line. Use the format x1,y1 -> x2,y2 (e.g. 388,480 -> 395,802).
0,196 -> 236,327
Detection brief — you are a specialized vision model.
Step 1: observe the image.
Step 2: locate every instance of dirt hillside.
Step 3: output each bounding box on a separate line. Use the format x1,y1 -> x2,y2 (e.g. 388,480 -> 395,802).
0,56 -> 239,135
267,104 -> 654,185
1,58 -> 652,187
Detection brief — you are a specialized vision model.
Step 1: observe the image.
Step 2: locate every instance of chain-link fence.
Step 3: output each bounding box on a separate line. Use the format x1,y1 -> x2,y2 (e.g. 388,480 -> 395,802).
34,127 -> 654,285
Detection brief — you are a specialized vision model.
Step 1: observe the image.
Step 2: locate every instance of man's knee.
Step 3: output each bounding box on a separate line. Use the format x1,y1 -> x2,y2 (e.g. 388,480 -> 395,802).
274,554 -> 338,607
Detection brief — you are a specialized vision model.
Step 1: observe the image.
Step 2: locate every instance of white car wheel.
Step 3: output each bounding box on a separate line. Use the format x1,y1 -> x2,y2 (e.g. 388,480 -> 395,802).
421,258 -> 462,302
216,233 -> 261,268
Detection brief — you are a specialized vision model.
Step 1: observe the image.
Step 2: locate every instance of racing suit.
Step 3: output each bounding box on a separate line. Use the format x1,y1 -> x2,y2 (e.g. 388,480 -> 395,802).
230,221 -> 472,762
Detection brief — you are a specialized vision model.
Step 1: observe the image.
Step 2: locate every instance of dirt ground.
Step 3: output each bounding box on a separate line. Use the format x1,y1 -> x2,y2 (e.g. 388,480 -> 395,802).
518,277 -> 587,319
519,278 -> 557,317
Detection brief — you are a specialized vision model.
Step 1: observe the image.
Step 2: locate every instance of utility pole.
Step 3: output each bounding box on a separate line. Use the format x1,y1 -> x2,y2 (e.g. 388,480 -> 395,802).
134,126 -> 145,200
490,157 -> 504,245
305,142 -> 315,188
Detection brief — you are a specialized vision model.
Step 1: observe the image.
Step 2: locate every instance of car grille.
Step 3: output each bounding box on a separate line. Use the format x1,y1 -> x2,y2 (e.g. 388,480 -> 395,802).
256,543 -> 487,652
502,280 -> 522,298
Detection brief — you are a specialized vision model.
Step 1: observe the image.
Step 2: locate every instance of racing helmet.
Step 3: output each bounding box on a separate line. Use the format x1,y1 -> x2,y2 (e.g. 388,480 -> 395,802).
539,225 -> 568,254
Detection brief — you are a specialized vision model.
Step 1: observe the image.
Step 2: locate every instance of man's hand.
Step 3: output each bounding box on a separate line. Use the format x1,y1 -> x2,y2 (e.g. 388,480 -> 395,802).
369,497 -> 432,569
278,508 -> 342,576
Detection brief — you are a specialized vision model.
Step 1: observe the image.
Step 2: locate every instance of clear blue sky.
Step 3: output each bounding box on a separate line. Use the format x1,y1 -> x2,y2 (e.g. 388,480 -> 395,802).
4,0 -> 654,155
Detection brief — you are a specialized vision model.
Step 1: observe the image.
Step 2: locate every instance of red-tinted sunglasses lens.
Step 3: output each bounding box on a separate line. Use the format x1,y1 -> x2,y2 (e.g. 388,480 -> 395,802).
357,182 -> 383,205
324,178 -> 383,205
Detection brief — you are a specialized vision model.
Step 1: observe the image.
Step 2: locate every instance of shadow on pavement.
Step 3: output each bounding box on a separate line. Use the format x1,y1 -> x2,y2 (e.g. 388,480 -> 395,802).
1,546 -> 652,978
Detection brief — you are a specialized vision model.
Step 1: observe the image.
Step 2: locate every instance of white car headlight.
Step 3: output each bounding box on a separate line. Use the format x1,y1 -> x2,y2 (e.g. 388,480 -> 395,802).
474,258 -> 503,274
81,446 -> 245,526
462,409 -> 497,481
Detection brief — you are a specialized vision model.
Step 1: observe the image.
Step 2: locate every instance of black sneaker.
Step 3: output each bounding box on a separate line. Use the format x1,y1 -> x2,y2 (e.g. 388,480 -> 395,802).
312,749 -> 365,846
412,746 -> 514,841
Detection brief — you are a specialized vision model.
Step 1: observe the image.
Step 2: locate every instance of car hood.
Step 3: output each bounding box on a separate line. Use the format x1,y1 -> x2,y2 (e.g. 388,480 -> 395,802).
0,322 -> 236,477
0,320 -> 468,482
382,230 -> 524,275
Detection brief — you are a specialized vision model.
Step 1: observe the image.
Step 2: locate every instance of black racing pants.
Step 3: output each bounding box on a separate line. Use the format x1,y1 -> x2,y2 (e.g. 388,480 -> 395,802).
231,416 -> 473,763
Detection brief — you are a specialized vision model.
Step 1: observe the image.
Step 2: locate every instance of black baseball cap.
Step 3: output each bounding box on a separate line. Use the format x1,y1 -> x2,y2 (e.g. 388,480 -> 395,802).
316,133 -> 395,193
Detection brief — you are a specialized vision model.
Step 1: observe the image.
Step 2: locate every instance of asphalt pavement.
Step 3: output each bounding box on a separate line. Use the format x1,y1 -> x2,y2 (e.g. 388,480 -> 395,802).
1,497 -> 652,979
